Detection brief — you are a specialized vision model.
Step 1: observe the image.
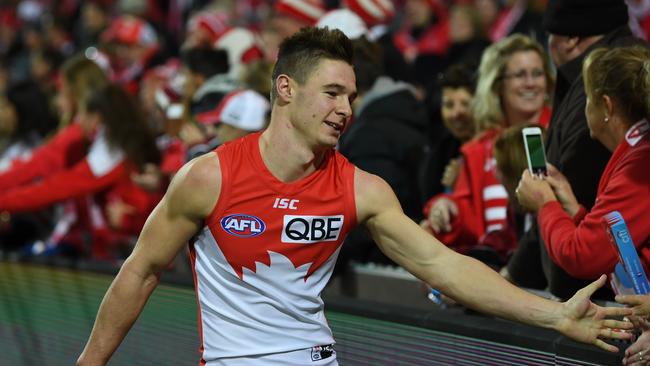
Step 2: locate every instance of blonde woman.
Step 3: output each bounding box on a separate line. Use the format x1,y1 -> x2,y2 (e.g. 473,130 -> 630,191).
423,33 -> 553,259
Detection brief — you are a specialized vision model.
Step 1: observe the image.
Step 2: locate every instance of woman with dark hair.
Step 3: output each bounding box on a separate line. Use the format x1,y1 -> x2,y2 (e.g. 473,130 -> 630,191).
0,84 -> 161,259
0,80 -> 56,170
0,53 -> 109,191
0,80 -> 57,251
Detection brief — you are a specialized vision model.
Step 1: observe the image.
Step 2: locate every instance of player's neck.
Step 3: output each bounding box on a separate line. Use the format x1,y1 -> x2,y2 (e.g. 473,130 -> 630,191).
258,126 -> 327,183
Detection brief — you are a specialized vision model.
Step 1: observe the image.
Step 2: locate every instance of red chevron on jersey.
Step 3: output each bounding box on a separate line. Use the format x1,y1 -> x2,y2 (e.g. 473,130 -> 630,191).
190,132 -> 357,361
211,219 -> 344,280
201,131 -> 357,281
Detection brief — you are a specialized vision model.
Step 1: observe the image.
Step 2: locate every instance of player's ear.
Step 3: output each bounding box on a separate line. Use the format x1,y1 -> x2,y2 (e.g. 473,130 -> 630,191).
275,74 -> 293,102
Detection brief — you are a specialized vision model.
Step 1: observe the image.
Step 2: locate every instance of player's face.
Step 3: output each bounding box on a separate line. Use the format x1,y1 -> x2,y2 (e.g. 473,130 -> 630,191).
290,59 -> 356,148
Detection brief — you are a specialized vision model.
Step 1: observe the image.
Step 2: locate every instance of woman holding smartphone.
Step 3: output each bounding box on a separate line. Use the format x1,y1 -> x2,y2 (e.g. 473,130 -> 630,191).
516,45 -> 650,286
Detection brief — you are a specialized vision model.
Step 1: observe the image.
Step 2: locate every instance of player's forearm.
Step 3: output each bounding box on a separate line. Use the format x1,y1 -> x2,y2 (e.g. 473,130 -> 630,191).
77,260 -> 161,366
430,251 -> 564,331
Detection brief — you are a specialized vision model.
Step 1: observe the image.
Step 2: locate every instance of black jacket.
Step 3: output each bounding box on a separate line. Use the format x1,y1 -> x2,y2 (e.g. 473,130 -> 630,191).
337,77 -> 429,266
508,26 -> 644,300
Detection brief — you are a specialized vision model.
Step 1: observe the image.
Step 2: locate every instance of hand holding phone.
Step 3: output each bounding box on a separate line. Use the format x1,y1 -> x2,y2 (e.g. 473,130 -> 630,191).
522,127 -> 547,177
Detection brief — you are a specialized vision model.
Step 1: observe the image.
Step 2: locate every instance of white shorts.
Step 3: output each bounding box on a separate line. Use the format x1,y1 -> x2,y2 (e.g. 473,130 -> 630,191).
207,344 -> 337,366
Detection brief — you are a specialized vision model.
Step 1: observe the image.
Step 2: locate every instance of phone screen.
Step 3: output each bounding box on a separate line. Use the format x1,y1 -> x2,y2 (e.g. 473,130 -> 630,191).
525,134 -> 547,175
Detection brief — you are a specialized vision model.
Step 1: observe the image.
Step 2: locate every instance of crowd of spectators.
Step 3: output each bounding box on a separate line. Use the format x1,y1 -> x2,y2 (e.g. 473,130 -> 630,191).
0,0 -> 649,323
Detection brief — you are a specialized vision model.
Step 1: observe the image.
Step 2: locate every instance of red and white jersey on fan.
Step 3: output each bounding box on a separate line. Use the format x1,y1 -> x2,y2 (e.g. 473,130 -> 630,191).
189,132 -> 357,363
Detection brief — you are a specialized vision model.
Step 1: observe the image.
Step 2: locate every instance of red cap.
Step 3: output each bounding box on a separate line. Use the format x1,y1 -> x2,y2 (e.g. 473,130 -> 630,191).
187,11 -> 231,44
101,15 -> 158,48
343,0 -> 395,27
274,0 -> 326,25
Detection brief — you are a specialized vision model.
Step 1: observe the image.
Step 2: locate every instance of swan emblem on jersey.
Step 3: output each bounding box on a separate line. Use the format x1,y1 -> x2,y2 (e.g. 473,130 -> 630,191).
220,214 -> 266,237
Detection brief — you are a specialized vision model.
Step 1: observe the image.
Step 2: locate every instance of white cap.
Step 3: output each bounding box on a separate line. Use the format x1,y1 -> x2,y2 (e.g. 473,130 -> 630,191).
316,8 -> 368,39
218,90 -> 269,131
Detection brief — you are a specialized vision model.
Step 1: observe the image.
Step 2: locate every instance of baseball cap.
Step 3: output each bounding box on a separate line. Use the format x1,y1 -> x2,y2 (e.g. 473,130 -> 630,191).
217,90 -> 269,131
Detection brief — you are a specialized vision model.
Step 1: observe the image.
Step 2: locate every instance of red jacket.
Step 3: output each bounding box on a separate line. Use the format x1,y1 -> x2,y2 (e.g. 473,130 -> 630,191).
0,123 -> 88,191
423,108 -> 551,255
539,119 -> 650,279
424,128 -> 512,255
0,133 -> 161,257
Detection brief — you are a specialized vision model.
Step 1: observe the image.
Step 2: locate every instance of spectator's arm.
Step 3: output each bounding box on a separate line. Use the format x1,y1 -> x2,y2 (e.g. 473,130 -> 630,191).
539,153 -> 650,279
0,159 -> 125,214
0,124 -> 86,190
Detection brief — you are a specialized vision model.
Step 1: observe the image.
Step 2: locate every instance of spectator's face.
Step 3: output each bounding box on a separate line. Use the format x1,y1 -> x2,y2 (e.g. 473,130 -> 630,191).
82,3 -> 108,33
585,94 -> 607,141
547,34 -> 573,67
450,7 -> 475,43
0,97 -> 17,137
288,59 -> 356,148
114,43 -> 148,68
405,0 -> 433,28
270,15 -> 307,41
440,87 -> 474,142
55,79 -> 75,119
500,50 -> 547,124
182,67 -> 201,98
78,109 -> 101,138
474,0 -> 499,28
183,28 -> 214,49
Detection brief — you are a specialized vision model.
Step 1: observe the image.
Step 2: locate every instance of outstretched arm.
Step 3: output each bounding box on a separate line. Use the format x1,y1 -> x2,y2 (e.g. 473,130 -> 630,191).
76,153 -> 221,366
355,168 -> 632,352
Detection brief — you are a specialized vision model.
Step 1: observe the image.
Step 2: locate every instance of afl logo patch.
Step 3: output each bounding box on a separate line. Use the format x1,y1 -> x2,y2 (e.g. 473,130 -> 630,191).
220,214 -> 266,238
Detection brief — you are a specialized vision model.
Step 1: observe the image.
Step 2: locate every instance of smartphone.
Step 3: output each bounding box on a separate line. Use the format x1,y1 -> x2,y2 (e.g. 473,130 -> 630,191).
522,127 -> 547,177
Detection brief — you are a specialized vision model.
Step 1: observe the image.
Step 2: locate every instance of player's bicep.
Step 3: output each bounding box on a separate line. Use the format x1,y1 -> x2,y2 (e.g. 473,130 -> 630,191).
355,169 -> 451,280
127,154 -> 221,275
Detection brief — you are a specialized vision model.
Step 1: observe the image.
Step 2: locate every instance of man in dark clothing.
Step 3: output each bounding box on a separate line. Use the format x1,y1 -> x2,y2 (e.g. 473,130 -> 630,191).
337,37 -> 429,266
507,0 -> 644,300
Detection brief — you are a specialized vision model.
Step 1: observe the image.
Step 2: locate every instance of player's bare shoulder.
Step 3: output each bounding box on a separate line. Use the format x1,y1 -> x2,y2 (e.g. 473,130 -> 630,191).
353,167 -> 401,224
166,152 -> 222,219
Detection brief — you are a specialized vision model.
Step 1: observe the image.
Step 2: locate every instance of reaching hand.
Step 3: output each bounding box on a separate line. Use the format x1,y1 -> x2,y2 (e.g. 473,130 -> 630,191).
623,328 -> 650,365
131,163 -> 163,192
427,197 -> 458,233
441,158 -> 461,189
557,275 -> 633,352
106,199 -> 136,230
617,294 -> 650,317
544,164 -> 580,217
515,170 -> 556,212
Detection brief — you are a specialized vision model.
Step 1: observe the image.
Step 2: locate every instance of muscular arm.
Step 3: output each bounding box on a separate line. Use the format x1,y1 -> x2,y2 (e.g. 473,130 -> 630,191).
77,153 -> 221,366
355,168 -> 631,351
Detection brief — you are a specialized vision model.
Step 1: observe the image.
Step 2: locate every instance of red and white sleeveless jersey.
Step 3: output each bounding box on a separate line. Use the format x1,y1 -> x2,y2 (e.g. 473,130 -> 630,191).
189,132 -> 357,363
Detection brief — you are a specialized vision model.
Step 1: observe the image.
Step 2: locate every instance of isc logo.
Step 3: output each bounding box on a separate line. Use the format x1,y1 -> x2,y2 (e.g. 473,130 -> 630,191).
273,198 -> 299,210
617,229 -> 630,243
220,214 -> 266,238
281,215 -> 344,244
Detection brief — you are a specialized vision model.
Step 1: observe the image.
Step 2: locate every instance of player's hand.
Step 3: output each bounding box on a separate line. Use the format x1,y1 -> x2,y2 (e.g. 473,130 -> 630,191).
617,294 -> 650,317
544,164 -> 580,217
427,197 -> 458,233
515,170 -> 556,212
556,275 -> 633,352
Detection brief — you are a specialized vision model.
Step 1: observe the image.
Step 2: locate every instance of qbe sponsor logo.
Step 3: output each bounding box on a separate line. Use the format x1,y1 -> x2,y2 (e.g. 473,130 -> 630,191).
220,214 -> 266,238
281,215 -> 344,243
